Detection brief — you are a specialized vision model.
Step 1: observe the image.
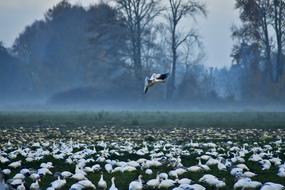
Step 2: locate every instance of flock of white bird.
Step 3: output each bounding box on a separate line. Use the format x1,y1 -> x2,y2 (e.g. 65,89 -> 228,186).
0,127 -> 285,190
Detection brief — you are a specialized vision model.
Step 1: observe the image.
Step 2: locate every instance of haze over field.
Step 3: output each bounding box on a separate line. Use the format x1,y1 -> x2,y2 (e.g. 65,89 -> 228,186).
0,0 -> 284,110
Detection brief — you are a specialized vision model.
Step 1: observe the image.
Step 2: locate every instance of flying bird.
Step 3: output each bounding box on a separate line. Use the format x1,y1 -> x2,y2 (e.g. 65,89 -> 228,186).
144,73 -> 169,94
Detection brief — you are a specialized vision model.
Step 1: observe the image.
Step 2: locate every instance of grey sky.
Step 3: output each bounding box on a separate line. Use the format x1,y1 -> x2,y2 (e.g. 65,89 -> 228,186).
0,0 -> 238,68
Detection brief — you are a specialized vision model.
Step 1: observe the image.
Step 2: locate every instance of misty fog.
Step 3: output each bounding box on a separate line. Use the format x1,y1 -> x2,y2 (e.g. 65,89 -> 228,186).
0,0 -> 285,111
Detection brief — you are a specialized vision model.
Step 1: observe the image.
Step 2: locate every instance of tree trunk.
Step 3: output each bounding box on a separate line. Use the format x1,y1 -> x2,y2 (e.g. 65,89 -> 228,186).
262,17 -> 273,82
274,0 -> 283,81
133,19 -> 144,99
167,25 -> 177,99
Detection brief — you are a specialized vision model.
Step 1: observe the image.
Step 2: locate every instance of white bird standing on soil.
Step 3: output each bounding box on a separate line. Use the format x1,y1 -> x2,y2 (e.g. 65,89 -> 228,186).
98,173 -> 107,189
199,174 -> 226,189
17,182 -> 26,190
260,182 -> 284,190
78,179 -> 96,189
8,161 -> 21,169
109,177 -> 118,190
30,178 -> 40,190
51,174 -> 66,189
0,171 -> 8,190
233,178 -> 262,189
129,175 -> 143,190
146,174 -> 160,188
144,73 -> 169,94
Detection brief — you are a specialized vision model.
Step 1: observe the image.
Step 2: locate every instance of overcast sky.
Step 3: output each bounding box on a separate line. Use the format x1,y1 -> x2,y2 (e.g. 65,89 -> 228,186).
0,0 -> 239,68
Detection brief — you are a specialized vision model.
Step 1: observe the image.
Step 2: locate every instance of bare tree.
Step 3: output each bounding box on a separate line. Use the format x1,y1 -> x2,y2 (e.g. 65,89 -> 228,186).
115,0 -> 163,92
181,31 -> 204,75
233,0 -> 273,82
165,0 -> 206,99
272,0 -> 284,81
259,0 -> 273,81
233,0 -> 285,82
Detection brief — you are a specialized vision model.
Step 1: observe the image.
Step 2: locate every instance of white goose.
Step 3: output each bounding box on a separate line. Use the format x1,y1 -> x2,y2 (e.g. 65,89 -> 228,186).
51,175 -> 66,189
199,174 -> 225,189
188,165 -> 202,172
98,173 -> 107,189
17,182 -> 26,190
277,167 -> 285,177
78,179 -> 96,189
2,169 -> 11,176
146,174 -> 160,188
61,171 -> 73,178
243,171 -> 257,177
129,175 -> 143,190
159,176 -> 176,189
0,172 -> 8,190
197,157 -> 210,171
145,169 -> 153,175
30,178 -> 40,190
109,177 -> 118,190
178,178 -> 191,185
217,160 -> 227,171
71,172 -> 86,181
105,164 -> 113,173
8,161 -> 22,169
233,178 -> 262,189
13,173 -> 25,180
144,73 -> 169,94
69,183 -> 84,190
186,184 -> 206,190
260,182 -> 284,190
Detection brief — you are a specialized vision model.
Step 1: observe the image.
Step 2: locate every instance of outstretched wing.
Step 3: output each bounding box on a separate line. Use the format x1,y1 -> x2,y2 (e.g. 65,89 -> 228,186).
150,73 -> 169,80
157,73 -> 169,80
144,86 -> 148,94
144,77 -> 149,94
150,73 -> 159,80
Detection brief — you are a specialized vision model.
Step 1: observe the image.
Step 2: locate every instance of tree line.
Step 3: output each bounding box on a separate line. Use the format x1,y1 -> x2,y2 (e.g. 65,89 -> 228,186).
230,0 -> 285,102
0,0 -> 284,105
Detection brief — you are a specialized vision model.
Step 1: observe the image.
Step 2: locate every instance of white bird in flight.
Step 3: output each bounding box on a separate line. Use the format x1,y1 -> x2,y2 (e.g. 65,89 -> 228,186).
144,73 -> 169,94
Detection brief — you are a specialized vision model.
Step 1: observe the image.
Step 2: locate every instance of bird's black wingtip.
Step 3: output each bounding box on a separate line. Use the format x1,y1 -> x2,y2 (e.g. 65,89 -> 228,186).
144,87 -> 148,94
164,72 -> 170,78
